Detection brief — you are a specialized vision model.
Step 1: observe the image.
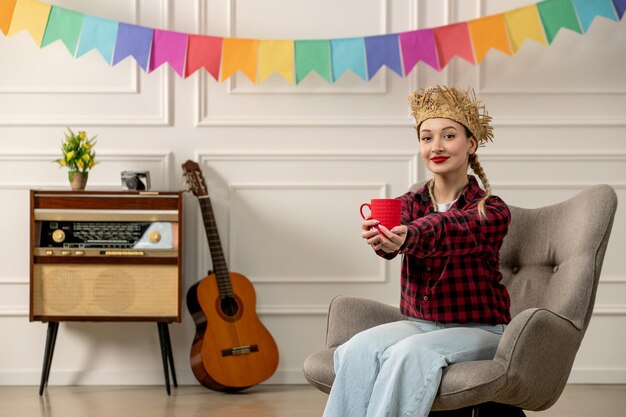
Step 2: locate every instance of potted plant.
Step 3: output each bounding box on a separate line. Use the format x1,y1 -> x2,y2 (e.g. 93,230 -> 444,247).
55,128 -> 97,191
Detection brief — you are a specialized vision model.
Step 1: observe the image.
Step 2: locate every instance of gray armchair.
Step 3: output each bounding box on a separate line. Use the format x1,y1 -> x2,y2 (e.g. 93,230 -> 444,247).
303,184 -> 618,415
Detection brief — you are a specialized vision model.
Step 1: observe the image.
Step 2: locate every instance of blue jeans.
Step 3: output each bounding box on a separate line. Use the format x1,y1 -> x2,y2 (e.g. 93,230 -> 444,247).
322,318 -> 506,417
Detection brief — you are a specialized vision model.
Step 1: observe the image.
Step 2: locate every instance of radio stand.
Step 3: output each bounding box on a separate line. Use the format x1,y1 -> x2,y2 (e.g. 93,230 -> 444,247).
38,322 -> 178,395
30,191 -> 183,395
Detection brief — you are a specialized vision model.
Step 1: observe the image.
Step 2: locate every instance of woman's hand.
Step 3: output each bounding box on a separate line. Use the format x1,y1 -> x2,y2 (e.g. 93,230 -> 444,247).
361,219 -> 408,253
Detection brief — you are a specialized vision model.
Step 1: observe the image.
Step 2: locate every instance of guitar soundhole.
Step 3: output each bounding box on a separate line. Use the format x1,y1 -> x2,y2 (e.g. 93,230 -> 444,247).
220,296 -> 239,318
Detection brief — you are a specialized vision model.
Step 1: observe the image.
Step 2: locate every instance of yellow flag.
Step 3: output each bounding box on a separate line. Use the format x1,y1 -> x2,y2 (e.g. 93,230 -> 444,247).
504,5 -> 547,53
468,14 -> 512,63
258,40 -> 294,84
6,0 -> 51,45
0,0 -> 18,35
220,38 -> 259,83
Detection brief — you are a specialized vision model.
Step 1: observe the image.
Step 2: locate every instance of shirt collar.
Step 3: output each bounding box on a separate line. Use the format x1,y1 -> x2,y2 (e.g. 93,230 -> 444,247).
416,175 -> 484,206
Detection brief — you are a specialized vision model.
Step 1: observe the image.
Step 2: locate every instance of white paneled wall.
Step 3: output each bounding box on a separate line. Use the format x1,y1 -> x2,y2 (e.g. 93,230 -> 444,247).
0,0 -> 625,387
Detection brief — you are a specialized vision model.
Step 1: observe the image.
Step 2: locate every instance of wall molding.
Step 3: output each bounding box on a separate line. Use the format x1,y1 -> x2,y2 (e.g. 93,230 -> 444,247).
228,182 -> 389,283
0,151 -> 174,190
0,0 -> 171,127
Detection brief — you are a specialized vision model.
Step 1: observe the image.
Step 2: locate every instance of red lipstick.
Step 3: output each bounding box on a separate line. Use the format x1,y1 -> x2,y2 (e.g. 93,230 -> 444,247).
431,156 -> 449,164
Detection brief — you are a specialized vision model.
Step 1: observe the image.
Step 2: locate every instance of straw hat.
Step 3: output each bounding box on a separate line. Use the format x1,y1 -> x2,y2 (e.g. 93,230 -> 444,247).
408,86 -> 493,145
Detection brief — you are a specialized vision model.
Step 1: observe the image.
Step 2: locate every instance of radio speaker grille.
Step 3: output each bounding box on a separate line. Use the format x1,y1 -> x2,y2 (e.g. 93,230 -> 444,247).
33,264 -> 178,318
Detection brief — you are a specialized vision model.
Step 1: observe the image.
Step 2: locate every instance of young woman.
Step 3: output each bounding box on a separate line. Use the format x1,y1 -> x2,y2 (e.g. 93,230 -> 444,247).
323,86 -> 511,417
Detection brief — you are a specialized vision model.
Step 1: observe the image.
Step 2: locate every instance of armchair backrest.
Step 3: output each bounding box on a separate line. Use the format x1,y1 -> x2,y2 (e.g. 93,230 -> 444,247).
499,185 -> 617,331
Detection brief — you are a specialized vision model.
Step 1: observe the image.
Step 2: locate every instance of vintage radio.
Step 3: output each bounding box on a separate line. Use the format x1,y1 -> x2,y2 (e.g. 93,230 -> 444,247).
30,191 -> 182,322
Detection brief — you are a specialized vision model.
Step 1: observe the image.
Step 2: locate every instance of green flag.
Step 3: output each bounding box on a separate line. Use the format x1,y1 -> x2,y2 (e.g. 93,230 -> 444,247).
41,6 -> 85,55
295,40 -> 331,84
537,0 -> 582,44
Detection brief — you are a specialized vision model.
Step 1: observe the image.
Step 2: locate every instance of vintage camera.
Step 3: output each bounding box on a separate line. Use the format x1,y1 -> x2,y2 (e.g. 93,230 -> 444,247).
121,171 -> 151,191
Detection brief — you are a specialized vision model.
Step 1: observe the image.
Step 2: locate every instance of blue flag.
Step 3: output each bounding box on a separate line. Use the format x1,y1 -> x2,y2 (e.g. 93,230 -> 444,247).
76,15 -> 119,64
572,0 -> 618,32
330,37 -> 367,82
113,23 -> 153,71
365,34 -> 403,79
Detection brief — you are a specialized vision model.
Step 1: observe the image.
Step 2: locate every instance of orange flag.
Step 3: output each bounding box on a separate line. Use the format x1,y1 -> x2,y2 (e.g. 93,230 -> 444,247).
220,38 -> 259,83
504,5 -> 547,52
0,0 -> 18,35
468,14 -> 512,63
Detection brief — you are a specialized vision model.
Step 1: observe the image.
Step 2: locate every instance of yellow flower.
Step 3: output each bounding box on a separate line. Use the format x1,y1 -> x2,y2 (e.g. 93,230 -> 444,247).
60,159 -> 67,166
77,160 -> 84,169
66,151 -> 75,160
83,142 -> 92,150
88,161 -> 95,168
79,131 -> 87,140
82,154 -> 90,162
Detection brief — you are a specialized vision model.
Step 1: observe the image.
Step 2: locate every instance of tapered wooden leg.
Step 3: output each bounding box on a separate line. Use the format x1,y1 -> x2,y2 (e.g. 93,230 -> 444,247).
39,322 -> 59,396
163,323 -> 177,387
157,323 -> 171,395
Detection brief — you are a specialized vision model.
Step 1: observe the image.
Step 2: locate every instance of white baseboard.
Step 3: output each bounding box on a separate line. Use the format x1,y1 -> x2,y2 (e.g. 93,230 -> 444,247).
2,368 -> 624,386
567,368 -> 626,384
0,368 -> 308,386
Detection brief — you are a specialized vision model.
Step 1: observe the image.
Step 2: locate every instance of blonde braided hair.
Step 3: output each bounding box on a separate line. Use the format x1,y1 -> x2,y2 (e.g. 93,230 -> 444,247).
469,153 -> 491,220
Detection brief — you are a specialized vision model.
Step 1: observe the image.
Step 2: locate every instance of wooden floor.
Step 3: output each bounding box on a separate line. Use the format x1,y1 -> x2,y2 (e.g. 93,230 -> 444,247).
0,384 -> 624,417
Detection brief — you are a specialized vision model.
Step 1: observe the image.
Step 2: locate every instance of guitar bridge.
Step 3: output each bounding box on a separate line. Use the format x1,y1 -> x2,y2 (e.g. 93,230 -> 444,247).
221,344 -> 259,357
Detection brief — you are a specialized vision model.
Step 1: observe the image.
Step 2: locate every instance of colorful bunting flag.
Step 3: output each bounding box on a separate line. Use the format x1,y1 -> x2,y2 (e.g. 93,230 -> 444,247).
41,6 -> 84,55
294,40 -> 332,83
258,40 -> 295,84
76,16 -> 119,64
364,34 -> 403,79
398,29 -> 439,73
571,0 -> 618,32
221,38 -> 259,83
504,5 -> 547,52
6,0 -> 51,46
185,34 -> 223,80
331,37 -> 367,81
468,14 -> 512,63
614,0 -> 626,19
113,23 -> 153,72
0,0 -> 18,35
537,0 -> 582,44
433,22 -> 474,68
0,0 -> 623,83
149,29 -> 188,77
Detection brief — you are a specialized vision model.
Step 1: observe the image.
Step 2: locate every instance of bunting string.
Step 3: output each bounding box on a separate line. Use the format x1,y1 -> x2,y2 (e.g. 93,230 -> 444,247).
0,0 -> 623,84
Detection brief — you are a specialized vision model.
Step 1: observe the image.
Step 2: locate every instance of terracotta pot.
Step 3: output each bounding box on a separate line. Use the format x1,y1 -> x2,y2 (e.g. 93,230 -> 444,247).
68,171 -> 88,191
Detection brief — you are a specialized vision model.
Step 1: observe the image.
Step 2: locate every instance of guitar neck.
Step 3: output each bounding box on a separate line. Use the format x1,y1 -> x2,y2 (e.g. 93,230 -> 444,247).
199,197 -> 233,297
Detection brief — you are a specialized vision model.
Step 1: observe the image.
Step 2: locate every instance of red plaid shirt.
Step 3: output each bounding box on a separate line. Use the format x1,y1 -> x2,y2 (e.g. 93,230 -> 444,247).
378,176 -> 511,324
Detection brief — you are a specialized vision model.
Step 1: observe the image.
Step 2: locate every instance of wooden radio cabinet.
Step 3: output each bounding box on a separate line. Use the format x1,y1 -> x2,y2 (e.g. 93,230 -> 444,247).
30,190 -> 183,394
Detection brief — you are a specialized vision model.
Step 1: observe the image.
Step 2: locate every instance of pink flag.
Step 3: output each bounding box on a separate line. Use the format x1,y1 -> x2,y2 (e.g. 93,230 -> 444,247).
433,22 -> 474,69
149,29 -> 188,77
398,29 -> 439,73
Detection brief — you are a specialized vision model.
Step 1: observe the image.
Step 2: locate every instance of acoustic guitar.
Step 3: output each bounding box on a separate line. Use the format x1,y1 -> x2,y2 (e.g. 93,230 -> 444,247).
182,160 -> 279,392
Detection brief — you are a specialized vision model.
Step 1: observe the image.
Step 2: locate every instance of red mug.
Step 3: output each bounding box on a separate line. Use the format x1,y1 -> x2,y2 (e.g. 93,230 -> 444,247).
360,199 -> 402,233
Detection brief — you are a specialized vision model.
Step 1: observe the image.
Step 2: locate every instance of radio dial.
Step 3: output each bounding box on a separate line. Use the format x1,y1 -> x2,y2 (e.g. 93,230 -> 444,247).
149,231 -> 161,244
52,229 -> 66,243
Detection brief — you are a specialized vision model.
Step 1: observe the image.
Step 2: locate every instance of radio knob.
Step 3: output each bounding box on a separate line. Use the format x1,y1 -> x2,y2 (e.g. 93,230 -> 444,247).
149,231 -> 161,244
52,229 -> 66,243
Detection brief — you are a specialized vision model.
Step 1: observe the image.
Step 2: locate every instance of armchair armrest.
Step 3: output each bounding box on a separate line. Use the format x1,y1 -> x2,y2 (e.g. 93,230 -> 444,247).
325,296 -> 404,349
433,308 -> 582,411
492,308 -> 582,411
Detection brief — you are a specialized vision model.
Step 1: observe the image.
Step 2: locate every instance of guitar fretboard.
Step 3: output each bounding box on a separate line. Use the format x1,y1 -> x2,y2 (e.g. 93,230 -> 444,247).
199,198 -> 233,297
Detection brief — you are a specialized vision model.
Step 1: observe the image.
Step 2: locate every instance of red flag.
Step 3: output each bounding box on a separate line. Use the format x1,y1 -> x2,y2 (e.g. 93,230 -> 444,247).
433,22 -> 474,68
185,34 -> 223,80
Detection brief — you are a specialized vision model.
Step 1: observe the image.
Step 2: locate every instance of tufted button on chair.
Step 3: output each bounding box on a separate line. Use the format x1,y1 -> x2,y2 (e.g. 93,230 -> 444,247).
302,184 -> 618,416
